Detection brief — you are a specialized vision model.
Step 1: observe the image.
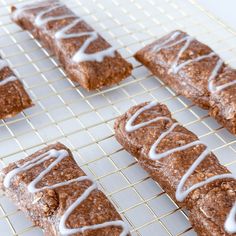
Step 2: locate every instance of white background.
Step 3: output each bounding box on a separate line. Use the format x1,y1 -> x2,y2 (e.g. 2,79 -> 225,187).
197,0 -> 236,31
1,0 -> 236,235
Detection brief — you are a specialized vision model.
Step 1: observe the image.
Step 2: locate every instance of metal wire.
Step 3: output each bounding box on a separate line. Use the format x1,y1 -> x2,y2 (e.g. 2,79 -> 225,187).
0,0 -> 236,235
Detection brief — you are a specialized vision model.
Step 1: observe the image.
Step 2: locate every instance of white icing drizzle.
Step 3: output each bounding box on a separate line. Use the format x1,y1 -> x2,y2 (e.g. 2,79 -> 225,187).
4,149 -> 129,236
0,59 -> 8,71
0,76 -> 18,86
151,31 -> 235,93
225,203 -> 236,233
125,101 -> 236,233
169,35 -> 194,74
208,58 -> 224,92
0,59 -> 17,86
54,18 -> 115,63
125,101 -> 172,132
151,31 -> 181,52
12,1 -> 116,63
172,51 -> 214,74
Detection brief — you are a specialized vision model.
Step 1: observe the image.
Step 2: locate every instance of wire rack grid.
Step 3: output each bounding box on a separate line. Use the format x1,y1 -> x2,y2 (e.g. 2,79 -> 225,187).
0,0 -> 236,235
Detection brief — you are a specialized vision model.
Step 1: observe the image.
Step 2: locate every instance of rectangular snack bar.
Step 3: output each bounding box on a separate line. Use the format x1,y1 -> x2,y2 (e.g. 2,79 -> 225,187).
11,0 -> 132,91
0,142 -> 129,236
114,101 -> 236,236
135,30 -> 236,134
0,57 -> 33,119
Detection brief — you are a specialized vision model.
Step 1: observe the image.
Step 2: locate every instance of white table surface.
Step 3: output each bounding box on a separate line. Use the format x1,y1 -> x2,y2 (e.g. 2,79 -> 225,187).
1,1 -> 236,236
197,0 -> 236,31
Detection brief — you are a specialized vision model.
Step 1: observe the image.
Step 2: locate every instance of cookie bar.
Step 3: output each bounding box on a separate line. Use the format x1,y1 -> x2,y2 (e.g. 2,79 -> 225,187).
0,142 -> 129,236
134,30 -> 236,134
0,57 -> 33,119
11,0 -> 132,91
114,101 -> 236,236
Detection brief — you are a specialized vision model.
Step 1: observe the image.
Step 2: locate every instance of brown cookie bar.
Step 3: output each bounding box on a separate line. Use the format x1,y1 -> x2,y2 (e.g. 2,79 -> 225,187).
0,57 -> 33,119
11,0 -> 132,91
0,142 -> 129,236
135,30 -> 236,134
114,101 -> 236,236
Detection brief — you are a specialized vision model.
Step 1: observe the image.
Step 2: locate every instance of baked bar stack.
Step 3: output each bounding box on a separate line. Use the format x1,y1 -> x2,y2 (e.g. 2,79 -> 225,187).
135,30 -> 236,135
0,143 -> 129,236
114,101 -> 236,236
11,0 -> 132,90
0,56 -> 32,119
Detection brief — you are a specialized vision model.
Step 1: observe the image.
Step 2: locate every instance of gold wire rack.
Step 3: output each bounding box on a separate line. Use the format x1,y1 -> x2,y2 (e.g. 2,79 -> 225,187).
0,0 -> 236,235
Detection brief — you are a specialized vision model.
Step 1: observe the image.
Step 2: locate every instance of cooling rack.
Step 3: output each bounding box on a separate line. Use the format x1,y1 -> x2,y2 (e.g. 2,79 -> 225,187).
0,0 -> 236,235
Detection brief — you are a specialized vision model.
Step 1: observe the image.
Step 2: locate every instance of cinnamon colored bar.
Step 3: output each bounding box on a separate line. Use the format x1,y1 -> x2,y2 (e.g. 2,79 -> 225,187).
11,0 -> 132,90
114,101 -> 236,236
0,57 -> 32,119
135,30 -> 236,134
0,142 -> 129,236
